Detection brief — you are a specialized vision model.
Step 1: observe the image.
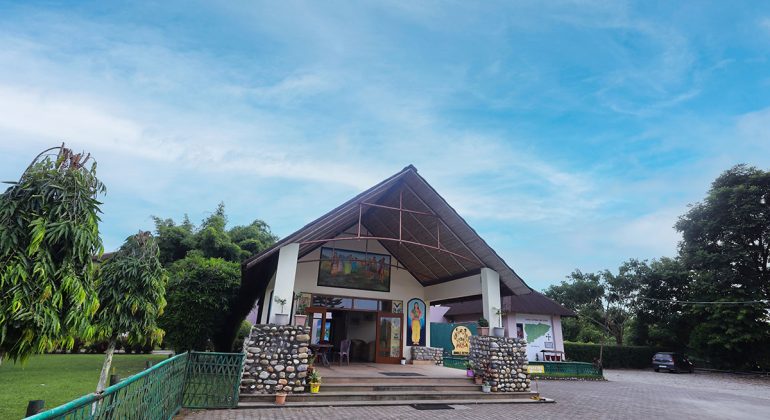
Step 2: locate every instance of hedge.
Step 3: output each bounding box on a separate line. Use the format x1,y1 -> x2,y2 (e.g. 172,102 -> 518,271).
565,342 -> 667,369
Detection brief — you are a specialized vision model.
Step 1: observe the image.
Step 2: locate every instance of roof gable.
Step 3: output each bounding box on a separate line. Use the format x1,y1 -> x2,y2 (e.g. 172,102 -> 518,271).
244,165 -> 531,295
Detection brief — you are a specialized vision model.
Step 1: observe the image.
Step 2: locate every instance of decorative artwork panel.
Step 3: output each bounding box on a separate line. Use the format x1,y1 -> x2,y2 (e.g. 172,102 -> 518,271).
407,298 -> 426,347
318,247 -> 391,292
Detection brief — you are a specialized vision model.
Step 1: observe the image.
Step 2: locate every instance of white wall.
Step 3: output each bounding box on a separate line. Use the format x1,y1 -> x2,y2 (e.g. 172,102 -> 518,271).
513,313 -> 556,361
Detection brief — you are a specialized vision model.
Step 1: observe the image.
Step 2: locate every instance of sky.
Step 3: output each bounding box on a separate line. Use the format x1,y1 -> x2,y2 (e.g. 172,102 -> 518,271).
2,1 -> 770,292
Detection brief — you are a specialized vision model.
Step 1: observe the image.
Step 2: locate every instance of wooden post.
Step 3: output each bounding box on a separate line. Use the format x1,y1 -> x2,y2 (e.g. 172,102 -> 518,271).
109,374 -> 120,386
25,400 -> 44,416
145,360 -> 153,369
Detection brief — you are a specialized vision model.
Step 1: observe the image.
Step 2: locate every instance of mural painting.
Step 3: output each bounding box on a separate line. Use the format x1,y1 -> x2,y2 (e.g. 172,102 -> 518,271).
407,298 -> 426,346
318,247 -> 391,292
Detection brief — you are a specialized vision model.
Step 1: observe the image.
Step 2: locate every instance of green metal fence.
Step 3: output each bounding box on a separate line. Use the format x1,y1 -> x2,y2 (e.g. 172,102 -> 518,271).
25,351 -> 245,420
183,352 -> 245,409
443,356 -> 469,370
528,361 -> 603,379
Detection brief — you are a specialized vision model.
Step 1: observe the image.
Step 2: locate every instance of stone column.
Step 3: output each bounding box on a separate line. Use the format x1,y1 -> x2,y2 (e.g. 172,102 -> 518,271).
268,243 -> 299,324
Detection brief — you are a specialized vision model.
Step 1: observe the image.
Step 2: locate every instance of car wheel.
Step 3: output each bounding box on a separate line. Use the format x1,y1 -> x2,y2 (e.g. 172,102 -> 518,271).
654,369 -> 659,372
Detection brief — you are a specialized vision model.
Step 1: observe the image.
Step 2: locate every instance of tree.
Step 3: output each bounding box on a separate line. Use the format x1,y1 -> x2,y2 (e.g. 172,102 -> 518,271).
158,253 -> 240,352
94,231 -> 167,391
0,146 -> 104,363
675,165 -> 770,368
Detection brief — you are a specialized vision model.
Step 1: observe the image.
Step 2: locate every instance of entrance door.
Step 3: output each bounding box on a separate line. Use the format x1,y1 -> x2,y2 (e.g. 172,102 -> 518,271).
375,312 -> 403,363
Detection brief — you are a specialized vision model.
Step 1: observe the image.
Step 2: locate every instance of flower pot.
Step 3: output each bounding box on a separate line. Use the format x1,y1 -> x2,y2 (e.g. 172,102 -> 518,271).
481,384 -> 491,393
492,327 -> 505,337
466,369 -> 474,377
400,358 -> 406,365
274,313 -> 289,325
275,393 -> 287,405
478,327 -> 489,336
474,376 -> 483,385
294,314 -> 307,326
310,383 -> 321,394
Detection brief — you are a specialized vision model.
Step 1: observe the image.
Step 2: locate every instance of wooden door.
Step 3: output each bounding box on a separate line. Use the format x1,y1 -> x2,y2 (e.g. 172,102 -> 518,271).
375,312 -> 403,364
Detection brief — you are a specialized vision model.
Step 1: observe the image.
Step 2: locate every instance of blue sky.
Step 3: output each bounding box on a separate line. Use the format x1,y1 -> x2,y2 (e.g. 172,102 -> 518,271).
2,1 -> 770,292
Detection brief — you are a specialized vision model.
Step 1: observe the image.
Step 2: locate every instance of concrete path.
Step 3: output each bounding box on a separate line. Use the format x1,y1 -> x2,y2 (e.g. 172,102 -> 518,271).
179,369 -> 770,419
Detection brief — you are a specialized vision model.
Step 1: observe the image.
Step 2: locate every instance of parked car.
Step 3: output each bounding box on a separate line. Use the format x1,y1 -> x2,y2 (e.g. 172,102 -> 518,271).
652,352 -> 694,373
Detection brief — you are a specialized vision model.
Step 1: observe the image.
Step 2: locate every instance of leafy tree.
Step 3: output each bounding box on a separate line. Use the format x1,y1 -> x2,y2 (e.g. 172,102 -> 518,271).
675,165 -> 770,368
545,268 -> 636,346
0,146 -> 104,363
159,253 -> 240,352
94,231 -> 167,391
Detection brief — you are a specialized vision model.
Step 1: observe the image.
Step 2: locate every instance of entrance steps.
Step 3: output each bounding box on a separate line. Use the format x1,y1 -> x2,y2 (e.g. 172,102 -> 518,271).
238,375 -> 544,408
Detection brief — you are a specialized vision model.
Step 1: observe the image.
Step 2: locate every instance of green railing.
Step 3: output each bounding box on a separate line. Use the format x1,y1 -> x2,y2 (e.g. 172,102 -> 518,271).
529,361 -> 603,379
443,356 -> 468,370
25,351 -> 245,420
183,352 -> 245,409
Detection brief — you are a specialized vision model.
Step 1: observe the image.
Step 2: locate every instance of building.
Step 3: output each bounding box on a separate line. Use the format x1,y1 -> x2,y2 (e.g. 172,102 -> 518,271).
437,291 -> 575,361
242,165 -> 554,363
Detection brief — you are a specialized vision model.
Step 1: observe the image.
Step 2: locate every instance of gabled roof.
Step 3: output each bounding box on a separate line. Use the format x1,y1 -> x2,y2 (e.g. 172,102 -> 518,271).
243,165 -> 531,295
443,291 -> 576,317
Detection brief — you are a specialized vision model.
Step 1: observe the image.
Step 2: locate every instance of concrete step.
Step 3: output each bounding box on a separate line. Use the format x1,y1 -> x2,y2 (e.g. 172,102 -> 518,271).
240,390 -> 538,403
321,383 -> 480,392
321,376 -> 471,385
237,397 -> 554,409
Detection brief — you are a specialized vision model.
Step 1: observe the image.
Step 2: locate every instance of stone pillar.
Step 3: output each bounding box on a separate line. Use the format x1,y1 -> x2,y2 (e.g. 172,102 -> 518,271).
481,268 -> 501,327
469,336 -> 530,392
268,243 -> 299,324
241,324 -> 311,394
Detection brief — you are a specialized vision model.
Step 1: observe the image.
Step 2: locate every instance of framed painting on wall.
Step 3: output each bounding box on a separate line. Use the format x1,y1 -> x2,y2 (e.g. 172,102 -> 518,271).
318,247 -> 391,292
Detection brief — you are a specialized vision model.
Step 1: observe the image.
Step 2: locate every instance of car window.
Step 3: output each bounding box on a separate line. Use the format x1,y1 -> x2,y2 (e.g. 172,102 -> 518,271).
654,353 -> 673,361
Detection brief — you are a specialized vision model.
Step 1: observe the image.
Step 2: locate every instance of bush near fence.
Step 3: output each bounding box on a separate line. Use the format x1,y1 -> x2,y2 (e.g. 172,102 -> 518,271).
565,342 -> 666,369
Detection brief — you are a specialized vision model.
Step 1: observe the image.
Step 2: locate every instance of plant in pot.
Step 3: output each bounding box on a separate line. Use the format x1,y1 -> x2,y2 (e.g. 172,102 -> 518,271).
477,317 -> 490,336
473,361 -> 486,384
309,370 -> 322,394
464,360 -> 474,377
492,307 -> 506,337
400,357 -> 406,365
481,381 -> 491,393
307,354 -> 316,376
274,296 -> 289,325
293,293 -> 308,326
275,392 -> 287,405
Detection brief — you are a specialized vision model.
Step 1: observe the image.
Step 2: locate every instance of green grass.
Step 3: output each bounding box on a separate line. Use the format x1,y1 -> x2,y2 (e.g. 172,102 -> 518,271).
0,353 -> 168,420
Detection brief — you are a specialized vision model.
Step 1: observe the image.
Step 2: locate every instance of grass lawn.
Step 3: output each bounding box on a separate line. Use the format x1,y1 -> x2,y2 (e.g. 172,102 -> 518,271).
0,353 -> 168,420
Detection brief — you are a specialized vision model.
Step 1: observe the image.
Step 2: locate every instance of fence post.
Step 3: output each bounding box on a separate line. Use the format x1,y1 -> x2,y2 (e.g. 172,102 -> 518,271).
26,400 -> 45,416
109,374 -> 120,386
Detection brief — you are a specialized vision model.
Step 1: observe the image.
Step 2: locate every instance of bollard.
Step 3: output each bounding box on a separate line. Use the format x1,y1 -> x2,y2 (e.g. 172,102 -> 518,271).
109,374 -> 120,386
26,400 -> 45,416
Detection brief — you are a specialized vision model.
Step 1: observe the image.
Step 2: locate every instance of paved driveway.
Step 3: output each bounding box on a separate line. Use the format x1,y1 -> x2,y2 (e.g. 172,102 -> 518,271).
180,369 -> 770,419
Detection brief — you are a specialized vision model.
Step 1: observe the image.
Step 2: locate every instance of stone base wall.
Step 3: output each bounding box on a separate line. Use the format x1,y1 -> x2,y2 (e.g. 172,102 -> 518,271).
240,324 -> 310,394
411,346 -> 444,365
469,336 -> 530,392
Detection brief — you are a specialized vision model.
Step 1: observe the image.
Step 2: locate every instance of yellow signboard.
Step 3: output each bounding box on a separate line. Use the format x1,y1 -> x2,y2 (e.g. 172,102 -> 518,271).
451,326 -> 471,355
526,365 -> 545,374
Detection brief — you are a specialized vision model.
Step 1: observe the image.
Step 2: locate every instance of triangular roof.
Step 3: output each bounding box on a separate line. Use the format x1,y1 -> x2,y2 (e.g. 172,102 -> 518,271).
243,165 -> 531,295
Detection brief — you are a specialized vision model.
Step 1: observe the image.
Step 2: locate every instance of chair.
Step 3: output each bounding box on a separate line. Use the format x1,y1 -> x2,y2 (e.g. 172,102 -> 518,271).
335,339 -> 351,366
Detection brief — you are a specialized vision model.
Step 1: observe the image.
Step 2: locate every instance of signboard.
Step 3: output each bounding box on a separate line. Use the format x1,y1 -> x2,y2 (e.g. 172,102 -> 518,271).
526,365 -> 545,374
450,325 -> 471,355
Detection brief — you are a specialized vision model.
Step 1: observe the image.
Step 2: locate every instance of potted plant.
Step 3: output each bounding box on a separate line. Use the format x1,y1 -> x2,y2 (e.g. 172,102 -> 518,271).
275,392 -> 287,405
474,374 -> 484,385
492,307 -> 506,337
309,370 -> 321,394
464,360 -> 474,377
477,317 -> 490,336
481,381 -> 491,393
293,293 -> 308,326
307,354 -> 316,376
274,296 -> 289,325
400,357 -> 406,365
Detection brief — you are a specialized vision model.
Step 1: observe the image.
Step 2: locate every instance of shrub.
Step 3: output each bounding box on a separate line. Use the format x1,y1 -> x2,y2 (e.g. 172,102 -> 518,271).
565,342 -> 668,369
232,320 -> 253,352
